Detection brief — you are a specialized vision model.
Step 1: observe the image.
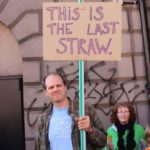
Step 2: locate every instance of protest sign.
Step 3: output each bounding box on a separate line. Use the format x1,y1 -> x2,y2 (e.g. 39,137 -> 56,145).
43,2 -> 122,60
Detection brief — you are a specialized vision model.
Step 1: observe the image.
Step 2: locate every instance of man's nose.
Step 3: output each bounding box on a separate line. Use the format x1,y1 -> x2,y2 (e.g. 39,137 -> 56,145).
53,86 -> 58,91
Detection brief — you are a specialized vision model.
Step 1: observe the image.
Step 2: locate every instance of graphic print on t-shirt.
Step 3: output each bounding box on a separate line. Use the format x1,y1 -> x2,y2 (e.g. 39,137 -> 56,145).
48,107 -> 73,150
51,117 -> 72,138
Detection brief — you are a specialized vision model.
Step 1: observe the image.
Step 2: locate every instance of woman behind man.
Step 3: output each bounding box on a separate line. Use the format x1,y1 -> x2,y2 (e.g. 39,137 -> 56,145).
104,102 -> 145,150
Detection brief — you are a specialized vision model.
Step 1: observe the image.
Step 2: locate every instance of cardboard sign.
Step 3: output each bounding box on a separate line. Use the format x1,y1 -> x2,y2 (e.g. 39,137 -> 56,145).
43,2 -> 122,60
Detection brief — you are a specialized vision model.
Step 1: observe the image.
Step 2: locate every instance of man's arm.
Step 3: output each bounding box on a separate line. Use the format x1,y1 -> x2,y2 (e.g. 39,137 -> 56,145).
77,104 -> 107,148
34,114 -> 45,150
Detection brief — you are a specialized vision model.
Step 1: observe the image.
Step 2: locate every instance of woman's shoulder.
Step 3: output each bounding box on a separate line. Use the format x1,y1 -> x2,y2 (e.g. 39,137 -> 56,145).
134,123 -> 145,130
107,124 -> 117,132
134,123 -> 146,137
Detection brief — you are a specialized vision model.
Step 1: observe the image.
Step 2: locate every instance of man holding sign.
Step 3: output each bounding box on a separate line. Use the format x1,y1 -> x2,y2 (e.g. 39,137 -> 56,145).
34,72 -> 107,150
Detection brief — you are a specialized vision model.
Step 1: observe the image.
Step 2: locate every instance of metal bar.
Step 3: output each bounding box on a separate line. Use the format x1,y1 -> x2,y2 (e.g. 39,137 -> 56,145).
137,0 -> 150,101
78,0 -> 86,149
79,60 -> 86,150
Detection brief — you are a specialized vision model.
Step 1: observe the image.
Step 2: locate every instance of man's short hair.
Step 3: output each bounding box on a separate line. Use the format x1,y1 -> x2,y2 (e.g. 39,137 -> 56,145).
42,72 -> 67,90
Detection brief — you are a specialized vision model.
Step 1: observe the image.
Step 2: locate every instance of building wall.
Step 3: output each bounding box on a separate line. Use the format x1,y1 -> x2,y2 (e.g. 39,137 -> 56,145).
0,0 -> 150,149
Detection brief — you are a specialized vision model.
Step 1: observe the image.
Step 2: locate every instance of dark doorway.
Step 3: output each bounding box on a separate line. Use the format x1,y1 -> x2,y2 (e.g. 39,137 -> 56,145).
0,76 -> 25,150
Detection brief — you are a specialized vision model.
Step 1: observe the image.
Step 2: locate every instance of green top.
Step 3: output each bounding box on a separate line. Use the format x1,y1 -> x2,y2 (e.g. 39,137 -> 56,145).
103,123 -> 146,150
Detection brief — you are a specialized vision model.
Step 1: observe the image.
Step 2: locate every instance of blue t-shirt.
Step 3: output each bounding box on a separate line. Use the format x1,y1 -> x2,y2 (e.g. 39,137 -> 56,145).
48,106 -> 73,150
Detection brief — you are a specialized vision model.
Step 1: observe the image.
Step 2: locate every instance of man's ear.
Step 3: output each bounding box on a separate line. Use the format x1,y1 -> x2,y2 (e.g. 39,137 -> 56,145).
45,90 -> 48,97
65,86 -> 67,93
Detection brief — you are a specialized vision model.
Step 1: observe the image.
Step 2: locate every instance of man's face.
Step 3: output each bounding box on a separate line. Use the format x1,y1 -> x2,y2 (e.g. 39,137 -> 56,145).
45,75 -> 67,105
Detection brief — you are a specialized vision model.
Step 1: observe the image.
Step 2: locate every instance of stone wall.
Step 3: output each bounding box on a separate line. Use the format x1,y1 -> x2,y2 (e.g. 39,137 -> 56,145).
0,0 -> 150,149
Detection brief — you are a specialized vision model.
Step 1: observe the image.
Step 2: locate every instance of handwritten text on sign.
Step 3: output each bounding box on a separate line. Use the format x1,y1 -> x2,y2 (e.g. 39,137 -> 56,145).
43,3 -> 122,60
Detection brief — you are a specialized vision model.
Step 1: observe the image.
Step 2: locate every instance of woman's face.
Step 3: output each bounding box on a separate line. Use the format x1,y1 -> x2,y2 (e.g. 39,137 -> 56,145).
117,106 -> 130,125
